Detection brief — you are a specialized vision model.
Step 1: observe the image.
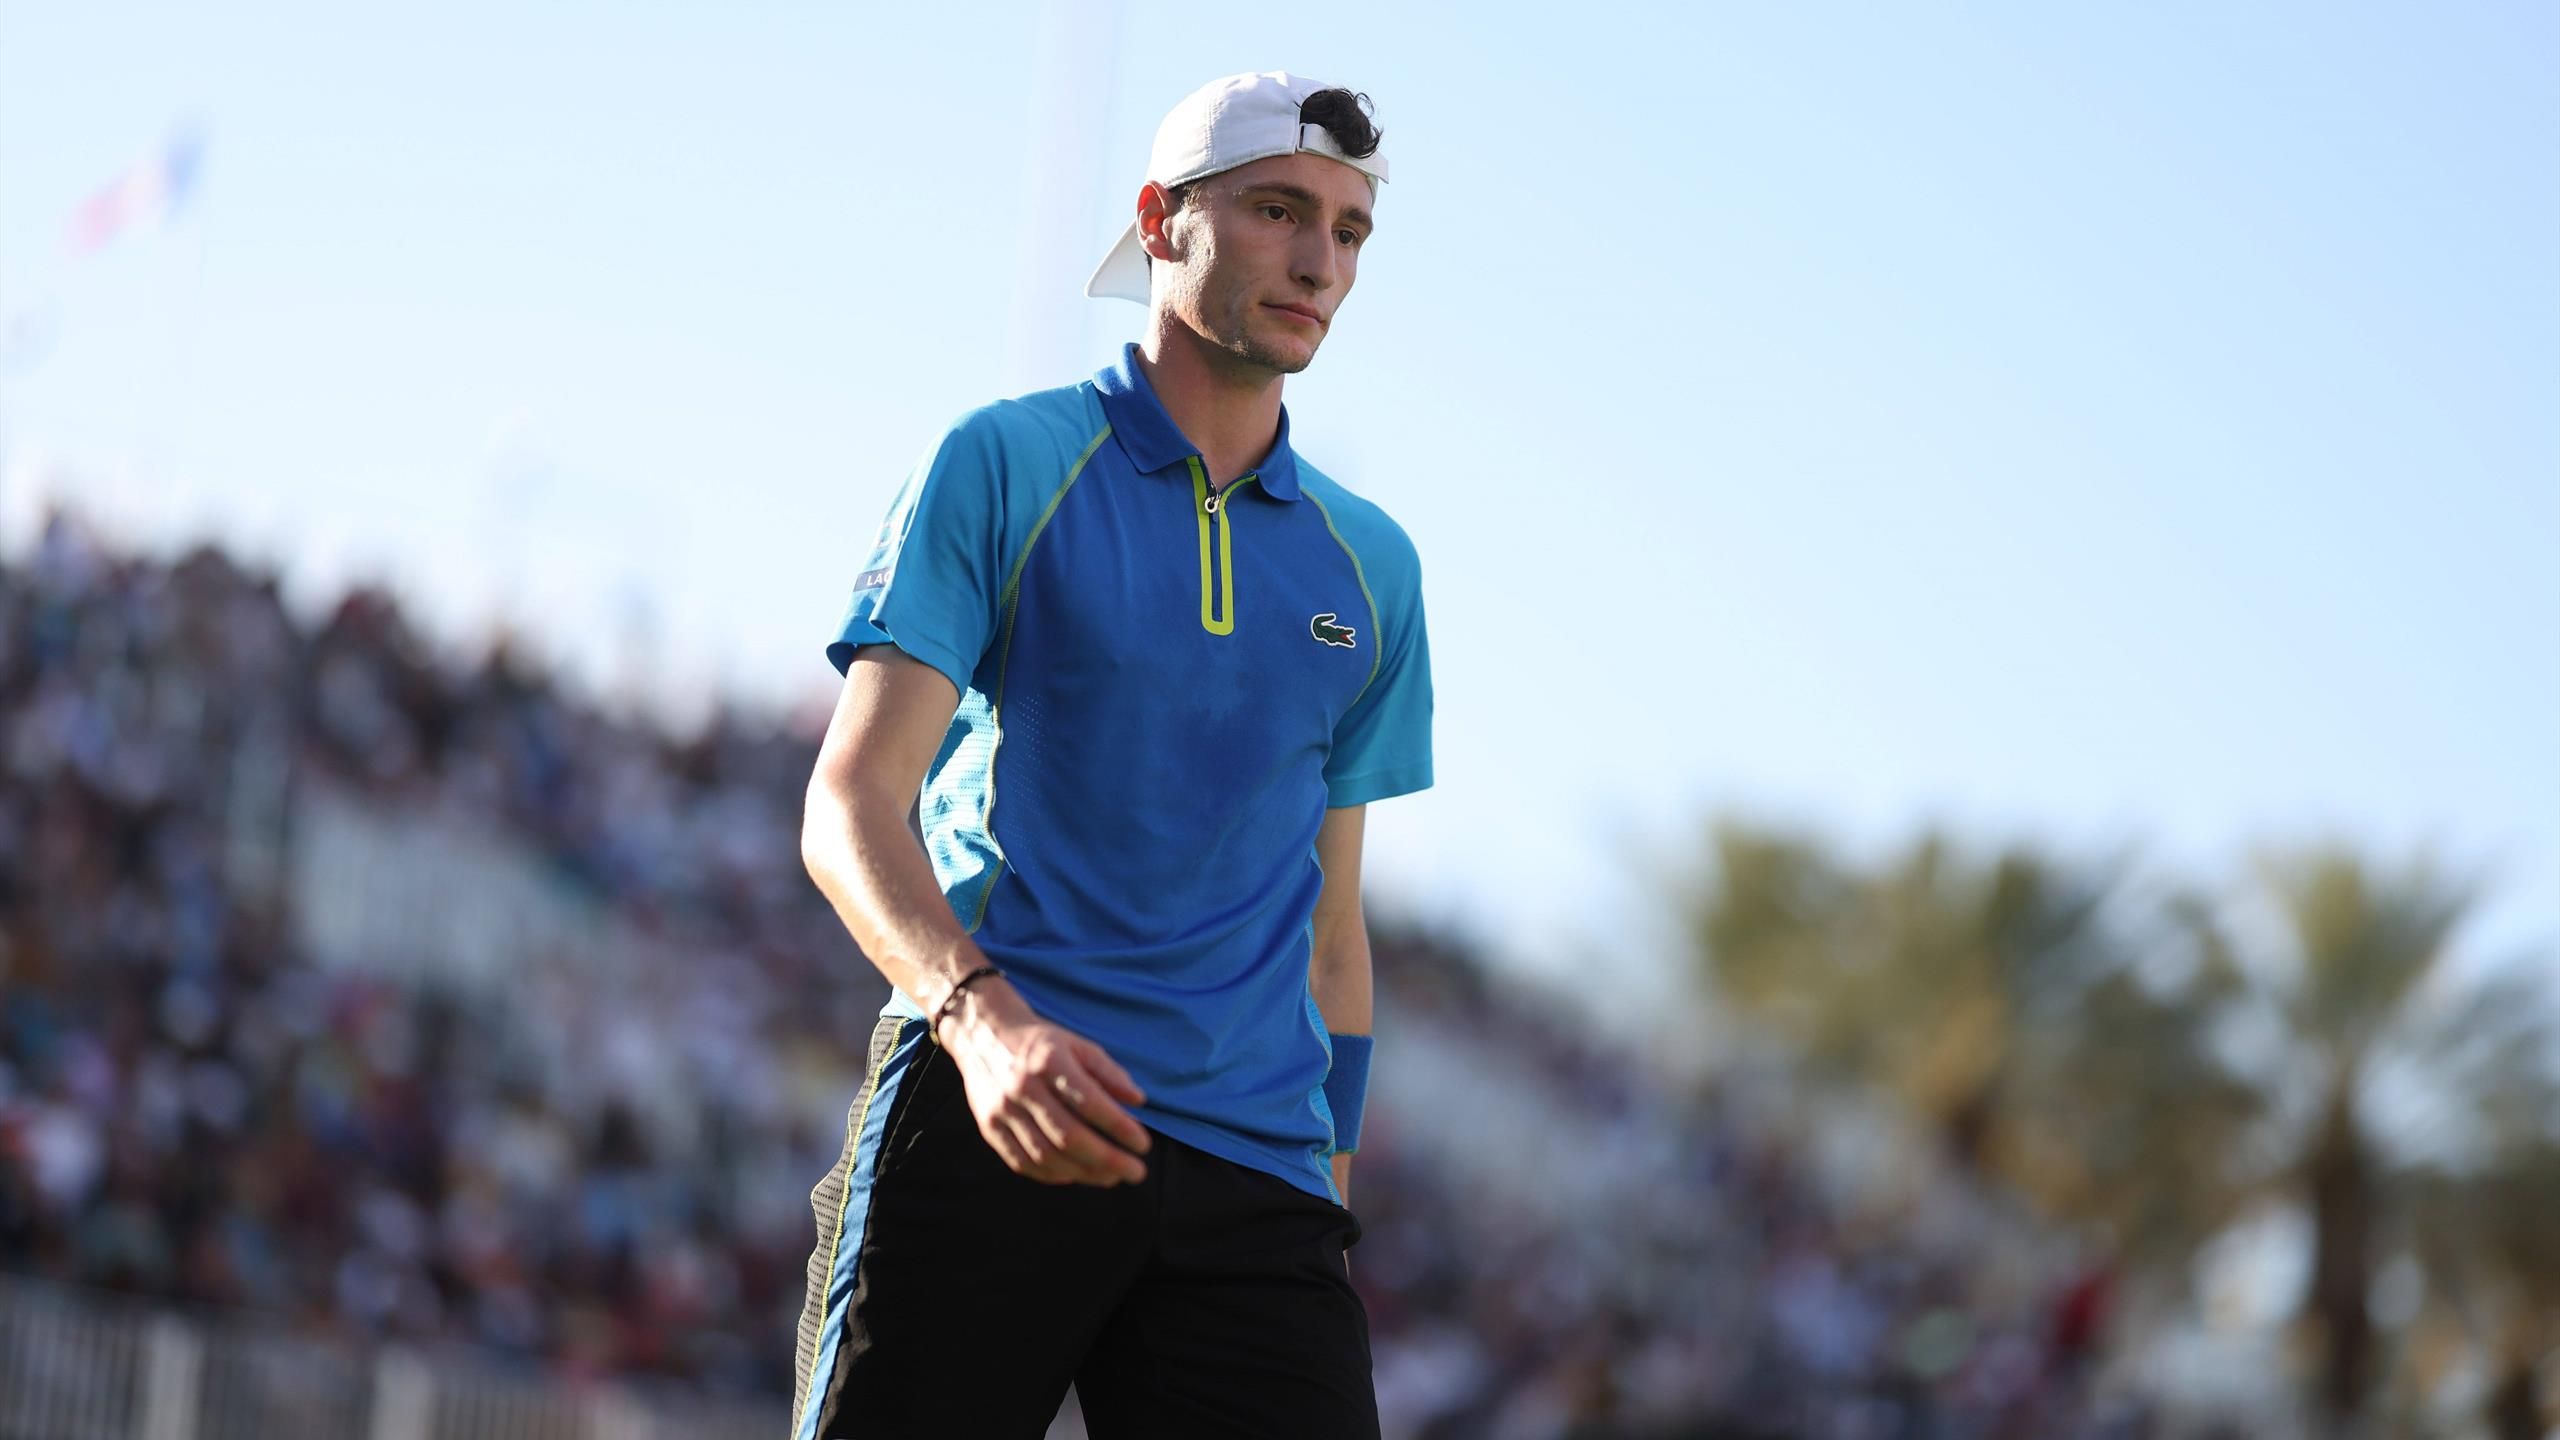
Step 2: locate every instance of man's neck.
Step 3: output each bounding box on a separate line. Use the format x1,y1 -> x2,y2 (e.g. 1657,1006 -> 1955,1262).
1136,321 -> 1284,488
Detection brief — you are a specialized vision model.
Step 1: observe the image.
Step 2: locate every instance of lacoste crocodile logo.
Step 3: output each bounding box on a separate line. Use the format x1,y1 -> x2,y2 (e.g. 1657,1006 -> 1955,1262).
1310,613 -> 1357,649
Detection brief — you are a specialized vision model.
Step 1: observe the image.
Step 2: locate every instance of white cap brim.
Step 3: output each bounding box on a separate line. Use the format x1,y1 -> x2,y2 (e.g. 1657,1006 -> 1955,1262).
1084,219 -> 1150,303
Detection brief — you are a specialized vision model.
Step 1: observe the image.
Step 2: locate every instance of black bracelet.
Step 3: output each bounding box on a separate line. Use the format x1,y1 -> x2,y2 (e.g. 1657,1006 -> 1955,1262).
931,965 -> 1004,1040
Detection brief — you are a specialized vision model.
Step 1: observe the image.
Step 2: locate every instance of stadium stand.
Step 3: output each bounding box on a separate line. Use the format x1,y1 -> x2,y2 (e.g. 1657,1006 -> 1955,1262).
0,510 -> 2151,1438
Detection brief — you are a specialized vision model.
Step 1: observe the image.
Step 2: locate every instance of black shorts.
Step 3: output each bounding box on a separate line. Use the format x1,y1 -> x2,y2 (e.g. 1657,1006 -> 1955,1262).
791,1014 -> 1377,1439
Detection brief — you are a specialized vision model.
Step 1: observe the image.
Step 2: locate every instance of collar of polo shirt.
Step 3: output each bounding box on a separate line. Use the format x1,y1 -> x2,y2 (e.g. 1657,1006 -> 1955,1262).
1093,344 -> 1303,502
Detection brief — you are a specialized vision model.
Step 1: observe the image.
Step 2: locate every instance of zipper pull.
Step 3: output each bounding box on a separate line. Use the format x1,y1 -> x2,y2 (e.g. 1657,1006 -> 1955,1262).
1202,489 -> 1221,516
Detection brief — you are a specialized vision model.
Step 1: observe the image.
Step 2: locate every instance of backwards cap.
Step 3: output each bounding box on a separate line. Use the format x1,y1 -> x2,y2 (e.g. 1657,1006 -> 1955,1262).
1085,70 -> 1390,303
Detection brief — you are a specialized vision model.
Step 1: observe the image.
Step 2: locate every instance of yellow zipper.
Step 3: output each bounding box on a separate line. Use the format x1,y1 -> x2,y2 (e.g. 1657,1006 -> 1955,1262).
1189,457 -> 1240,636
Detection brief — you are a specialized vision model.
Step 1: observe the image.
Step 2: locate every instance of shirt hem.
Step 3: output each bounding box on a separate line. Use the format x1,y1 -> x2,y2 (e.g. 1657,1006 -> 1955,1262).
827,628 -> 974,697
1324,764 -> 1434,808
871,991 -> 1338,1205
1138,1109 -> 1340,1206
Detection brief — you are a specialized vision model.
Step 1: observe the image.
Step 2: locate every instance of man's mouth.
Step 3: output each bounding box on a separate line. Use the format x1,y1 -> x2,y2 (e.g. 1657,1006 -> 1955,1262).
1263,302 -> 1324,327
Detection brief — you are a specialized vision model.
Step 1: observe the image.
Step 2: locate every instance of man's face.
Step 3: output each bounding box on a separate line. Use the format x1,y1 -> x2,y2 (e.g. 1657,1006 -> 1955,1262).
1147,152 -> 1376,375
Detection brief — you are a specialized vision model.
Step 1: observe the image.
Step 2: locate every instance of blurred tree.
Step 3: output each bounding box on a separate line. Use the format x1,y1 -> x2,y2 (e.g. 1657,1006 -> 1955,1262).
1690,830 -> 2558,1428
2400,973 -> 2560,1440
1691,823 -> 2261,1271
2220,851 -> 2554,1428
2411,1142 -> 2560,1440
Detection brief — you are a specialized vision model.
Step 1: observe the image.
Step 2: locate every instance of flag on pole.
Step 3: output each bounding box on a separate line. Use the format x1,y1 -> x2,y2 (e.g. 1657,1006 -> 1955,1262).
67,128 -> 206,256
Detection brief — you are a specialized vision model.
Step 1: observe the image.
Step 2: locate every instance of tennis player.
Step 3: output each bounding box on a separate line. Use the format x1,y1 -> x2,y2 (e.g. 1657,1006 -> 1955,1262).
789,71 -> 1432,1438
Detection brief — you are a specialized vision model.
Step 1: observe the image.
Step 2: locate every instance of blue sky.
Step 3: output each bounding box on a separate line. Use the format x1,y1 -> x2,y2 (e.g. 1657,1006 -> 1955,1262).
3,0 -> 2553,1025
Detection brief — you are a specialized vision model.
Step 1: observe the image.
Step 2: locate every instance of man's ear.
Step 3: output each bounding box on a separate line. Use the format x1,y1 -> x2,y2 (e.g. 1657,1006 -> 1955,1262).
1136,181 -> 1180,263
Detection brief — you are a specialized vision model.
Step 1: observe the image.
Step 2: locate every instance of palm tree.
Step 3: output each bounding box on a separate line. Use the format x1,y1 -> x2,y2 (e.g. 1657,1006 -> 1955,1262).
2221,850 -> 2493,1427
1695,825 -> 2110,1159
2422,1143 -> 2560,1440
2400,977 -> 2560,1440
1997,946 -> 2264,1273
1689,827 -> 2557,1428
1690,823 -> 2261,1268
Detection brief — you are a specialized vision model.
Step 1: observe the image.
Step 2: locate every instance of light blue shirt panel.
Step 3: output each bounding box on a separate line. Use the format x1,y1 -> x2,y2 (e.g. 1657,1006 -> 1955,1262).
1304,468 -> 1436,809
827,386 -> 1110,966
826,387 -> 1107,695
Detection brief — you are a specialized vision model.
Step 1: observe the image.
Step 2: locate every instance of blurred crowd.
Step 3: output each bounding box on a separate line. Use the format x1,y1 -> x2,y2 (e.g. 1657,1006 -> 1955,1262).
0,510 -> 2145,1436
0,509 -> 866,1399
1322,938 -> 2145,1440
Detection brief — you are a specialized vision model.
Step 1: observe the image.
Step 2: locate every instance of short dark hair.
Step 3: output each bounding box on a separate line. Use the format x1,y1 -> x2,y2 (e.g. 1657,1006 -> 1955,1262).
1167,86 -> 1383,216
1298,87 -> 1383,161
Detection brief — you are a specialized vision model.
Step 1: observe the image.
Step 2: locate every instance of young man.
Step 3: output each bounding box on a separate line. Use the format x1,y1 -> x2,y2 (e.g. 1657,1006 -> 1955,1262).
791,71 -> 1430,1439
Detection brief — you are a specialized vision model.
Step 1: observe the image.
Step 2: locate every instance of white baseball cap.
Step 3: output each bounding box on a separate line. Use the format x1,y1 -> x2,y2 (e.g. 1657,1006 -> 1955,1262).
1085,70 -> 1390,304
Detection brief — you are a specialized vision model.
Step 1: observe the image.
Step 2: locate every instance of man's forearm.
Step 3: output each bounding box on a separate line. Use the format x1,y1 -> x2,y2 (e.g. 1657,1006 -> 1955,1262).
801,775 -> 1027,1033
1311,918 -> 1373,1207
1309,919 -> 1373,1035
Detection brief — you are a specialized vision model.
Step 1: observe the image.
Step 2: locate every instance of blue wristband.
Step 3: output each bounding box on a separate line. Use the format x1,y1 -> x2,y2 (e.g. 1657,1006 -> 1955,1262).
1321,1033 -> 1373,1155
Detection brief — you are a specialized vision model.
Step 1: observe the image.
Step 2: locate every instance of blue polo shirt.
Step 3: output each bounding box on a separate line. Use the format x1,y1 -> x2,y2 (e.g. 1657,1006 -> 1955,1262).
826,344 -> 1433,1203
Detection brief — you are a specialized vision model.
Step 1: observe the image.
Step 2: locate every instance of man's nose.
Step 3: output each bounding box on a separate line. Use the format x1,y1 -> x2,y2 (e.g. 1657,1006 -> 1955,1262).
1294,231 -> 1342,292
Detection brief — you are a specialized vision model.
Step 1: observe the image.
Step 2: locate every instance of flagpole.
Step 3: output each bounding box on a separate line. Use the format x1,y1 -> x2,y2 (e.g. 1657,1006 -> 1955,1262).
1003,0 -> 1124,393
137,123 -> 210,540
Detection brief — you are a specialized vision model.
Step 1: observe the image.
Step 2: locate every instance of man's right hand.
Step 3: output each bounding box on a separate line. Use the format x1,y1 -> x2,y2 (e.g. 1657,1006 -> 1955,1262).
938,981 -> 1153,1187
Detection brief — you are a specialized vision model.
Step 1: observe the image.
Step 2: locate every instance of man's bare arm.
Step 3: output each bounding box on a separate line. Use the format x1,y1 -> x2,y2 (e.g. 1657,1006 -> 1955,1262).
1309,803 -> 1373,1209
801,646 -> 1151,1186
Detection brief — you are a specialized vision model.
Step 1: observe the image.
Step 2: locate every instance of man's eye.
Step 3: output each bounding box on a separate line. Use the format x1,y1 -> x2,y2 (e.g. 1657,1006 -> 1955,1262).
1261,204 -> 1290,221
1336,230 -> 1360,247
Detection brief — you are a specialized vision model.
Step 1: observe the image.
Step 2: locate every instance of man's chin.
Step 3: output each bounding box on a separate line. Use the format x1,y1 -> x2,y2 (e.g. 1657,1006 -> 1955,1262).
1233,327 -> 1319,376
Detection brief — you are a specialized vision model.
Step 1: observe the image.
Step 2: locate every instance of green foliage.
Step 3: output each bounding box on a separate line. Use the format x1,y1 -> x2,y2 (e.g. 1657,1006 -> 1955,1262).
1689,823 -> 2262,1259
1685,824 -> 2560,1421
2261,848 -> 2473,1079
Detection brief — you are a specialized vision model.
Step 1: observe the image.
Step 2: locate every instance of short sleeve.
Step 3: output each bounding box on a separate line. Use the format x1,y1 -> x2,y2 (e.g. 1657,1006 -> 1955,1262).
825,412 -> 1009,694
1323,539 -> 1434,808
